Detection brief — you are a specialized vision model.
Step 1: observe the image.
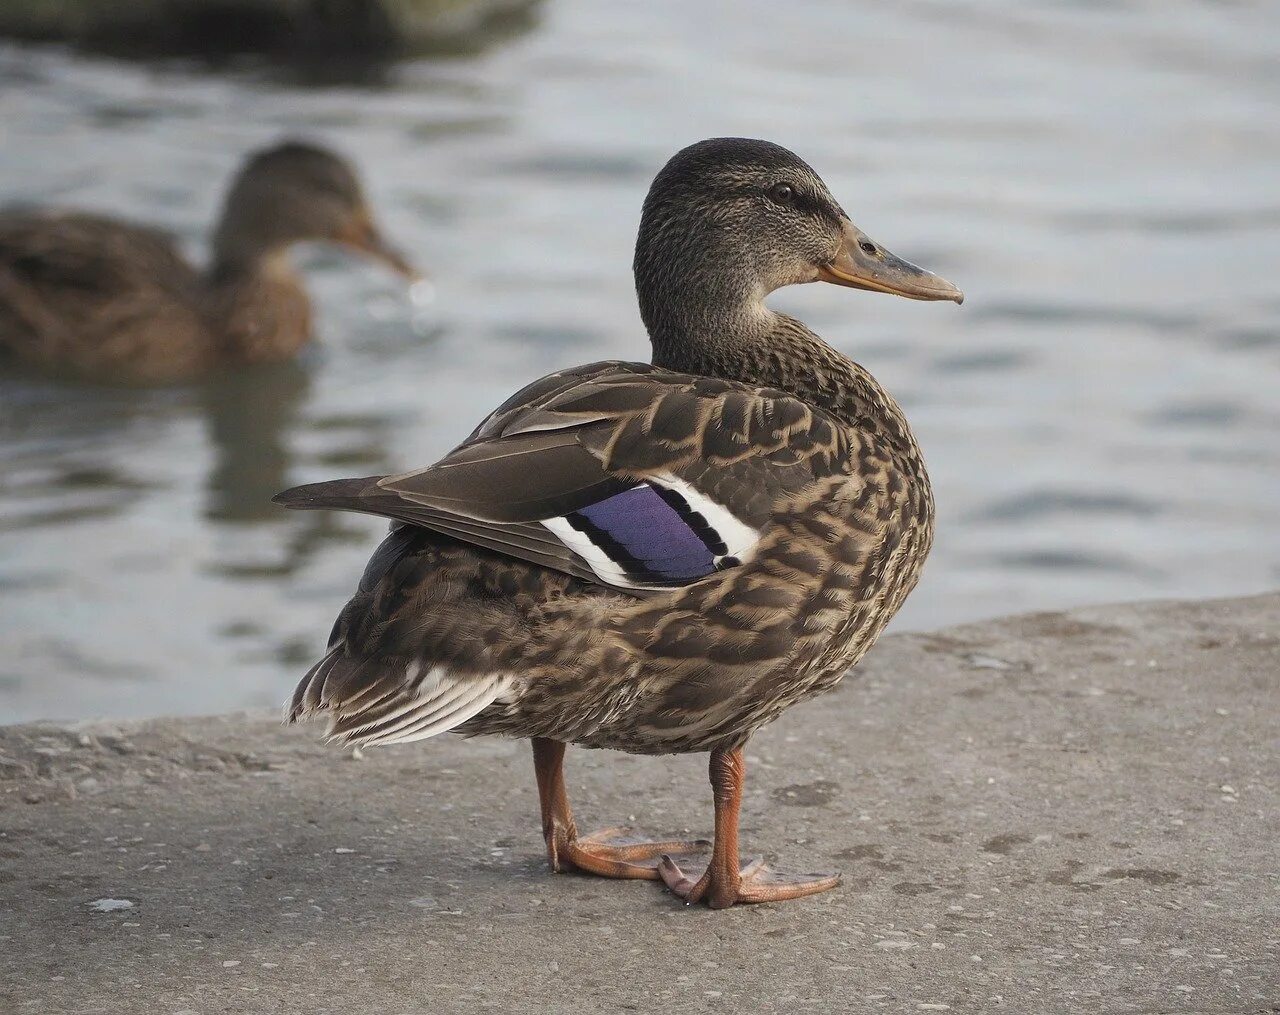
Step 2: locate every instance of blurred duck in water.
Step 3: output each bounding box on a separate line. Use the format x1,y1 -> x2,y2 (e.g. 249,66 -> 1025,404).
0,141 -> 418,384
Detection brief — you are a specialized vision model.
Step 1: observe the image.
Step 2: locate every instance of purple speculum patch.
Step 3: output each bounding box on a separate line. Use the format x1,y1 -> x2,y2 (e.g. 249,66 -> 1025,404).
569,484 -> 718,582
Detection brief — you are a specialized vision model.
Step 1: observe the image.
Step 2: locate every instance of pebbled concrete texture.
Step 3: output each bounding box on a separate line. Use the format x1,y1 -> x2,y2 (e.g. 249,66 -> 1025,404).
1,593 -> 1277,1015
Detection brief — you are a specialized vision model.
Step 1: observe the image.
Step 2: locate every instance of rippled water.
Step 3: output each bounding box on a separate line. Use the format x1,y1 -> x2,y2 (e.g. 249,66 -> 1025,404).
1,0 -> 1278,722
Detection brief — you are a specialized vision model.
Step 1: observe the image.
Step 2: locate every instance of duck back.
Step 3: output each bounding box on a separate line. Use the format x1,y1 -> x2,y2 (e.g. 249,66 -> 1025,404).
0,210 -> 214,382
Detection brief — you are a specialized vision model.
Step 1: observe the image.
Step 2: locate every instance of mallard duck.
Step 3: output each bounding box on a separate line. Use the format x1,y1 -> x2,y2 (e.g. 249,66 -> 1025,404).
0,141 -> 416,384
275,138 -> 962,908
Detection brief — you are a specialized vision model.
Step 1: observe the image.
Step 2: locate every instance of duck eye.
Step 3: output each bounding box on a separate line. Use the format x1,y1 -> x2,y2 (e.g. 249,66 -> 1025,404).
859,240 -> 878,255
767,183 -> 796,206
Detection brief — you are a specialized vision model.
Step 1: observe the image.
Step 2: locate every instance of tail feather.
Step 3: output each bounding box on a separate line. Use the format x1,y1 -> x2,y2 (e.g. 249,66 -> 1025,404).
285,645 -> 512,749
285,644 -> 344,722
279,476 -> 519,748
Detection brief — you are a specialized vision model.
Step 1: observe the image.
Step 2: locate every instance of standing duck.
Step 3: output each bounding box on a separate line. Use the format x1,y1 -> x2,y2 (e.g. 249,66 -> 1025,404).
276,138 -> 963,908
0,141 -> 416,384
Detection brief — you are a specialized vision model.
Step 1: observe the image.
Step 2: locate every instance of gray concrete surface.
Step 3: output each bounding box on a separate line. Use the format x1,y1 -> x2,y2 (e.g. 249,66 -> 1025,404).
1,593 -> 1277,1014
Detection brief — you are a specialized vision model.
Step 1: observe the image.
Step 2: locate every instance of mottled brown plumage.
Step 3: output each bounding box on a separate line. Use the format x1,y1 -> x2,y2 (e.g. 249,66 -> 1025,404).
0,141 -> 416,384
276,137 -> 963,907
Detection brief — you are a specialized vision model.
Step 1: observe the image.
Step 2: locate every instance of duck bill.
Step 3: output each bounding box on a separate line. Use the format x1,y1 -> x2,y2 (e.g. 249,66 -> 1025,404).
817,220 -> 963,304
339,217 -> 422,282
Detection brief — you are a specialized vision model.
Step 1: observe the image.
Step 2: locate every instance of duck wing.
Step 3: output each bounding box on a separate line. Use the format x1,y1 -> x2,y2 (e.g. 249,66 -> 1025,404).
274,362 -> 851,596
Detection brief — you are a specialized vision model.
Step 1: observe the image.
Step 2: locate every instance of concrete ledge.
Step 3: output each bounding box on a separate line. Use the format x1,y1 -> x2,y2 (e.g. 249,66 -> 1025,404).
1,593 -> 1278,1014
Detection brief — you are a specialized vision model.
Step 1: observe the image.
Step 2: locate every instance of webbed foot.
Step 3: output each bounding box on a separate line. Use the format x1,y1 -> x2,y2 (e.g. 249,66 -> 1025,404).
658,854 -> 840,908
548,824 -> 711,880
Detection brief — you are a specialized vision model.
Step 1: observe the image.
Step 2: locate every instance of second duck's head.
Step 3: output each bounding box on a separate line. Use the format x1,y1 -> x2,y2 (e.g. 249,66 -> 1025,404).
634,138 -> 961,344
212,140 -> 418,280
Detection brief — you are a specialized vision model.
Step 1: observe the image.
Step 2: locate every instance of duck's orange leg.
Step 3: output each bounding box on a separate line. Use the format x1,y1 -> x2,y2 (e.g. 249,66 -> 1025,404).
531,737 -> 709,879
657,745 -> 841,908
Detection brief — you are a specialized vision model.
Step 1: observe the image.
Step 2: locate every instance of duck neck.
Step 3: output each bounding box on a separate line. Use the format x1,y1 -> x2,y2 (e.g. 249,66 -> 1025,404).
643,285 -> 926,477
204,250 -> 313,365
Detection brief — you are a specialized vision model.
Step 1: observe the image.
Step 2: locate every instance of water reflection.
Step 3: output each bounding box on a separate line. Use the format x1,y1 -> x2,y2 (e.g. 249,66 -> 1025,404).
201,360 -> 400,581
202,361 -> 311,524
0,355 -> 396,541
0,344 -> 404,719
0,369 -> 188,529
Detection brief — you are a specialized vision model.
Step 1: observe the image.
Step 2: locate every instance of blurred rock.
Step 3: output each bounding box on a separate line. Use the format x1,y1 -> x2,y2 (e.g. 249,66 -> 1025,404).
0,0 -> 542,65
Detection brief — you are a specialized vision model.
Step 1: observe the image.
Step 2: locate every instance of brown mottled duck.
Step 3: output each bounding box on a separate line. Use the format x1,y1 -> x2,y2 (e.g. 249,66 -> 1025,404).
0,141 -> 416,384
275,138 -> 963,908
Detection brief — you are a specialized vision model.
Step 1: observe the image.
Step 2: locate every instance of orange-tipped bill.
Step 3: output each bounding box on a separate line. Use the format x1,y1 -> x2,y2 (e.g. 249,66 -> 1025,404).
817,218 -> 963,304
338,216 -> 422,282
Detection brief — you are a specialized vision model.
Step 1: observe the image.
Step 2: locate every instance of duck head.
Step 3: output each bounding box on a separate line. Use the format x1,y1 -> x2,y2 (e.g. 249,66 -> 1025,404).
634,138 -> 961,351
212,140 -> 418,280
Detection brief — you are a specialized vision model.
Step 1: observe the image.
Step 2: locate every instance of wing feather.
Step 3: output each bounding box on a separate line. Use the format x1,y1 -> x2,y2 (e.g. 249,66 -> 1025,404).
275,363 -> 850,596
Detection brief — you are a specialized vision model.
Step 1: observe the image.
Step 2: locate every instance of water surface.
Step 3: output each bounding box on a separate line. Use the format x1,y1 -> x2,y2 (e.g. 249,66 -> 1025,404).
1,0 -> 1278,721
